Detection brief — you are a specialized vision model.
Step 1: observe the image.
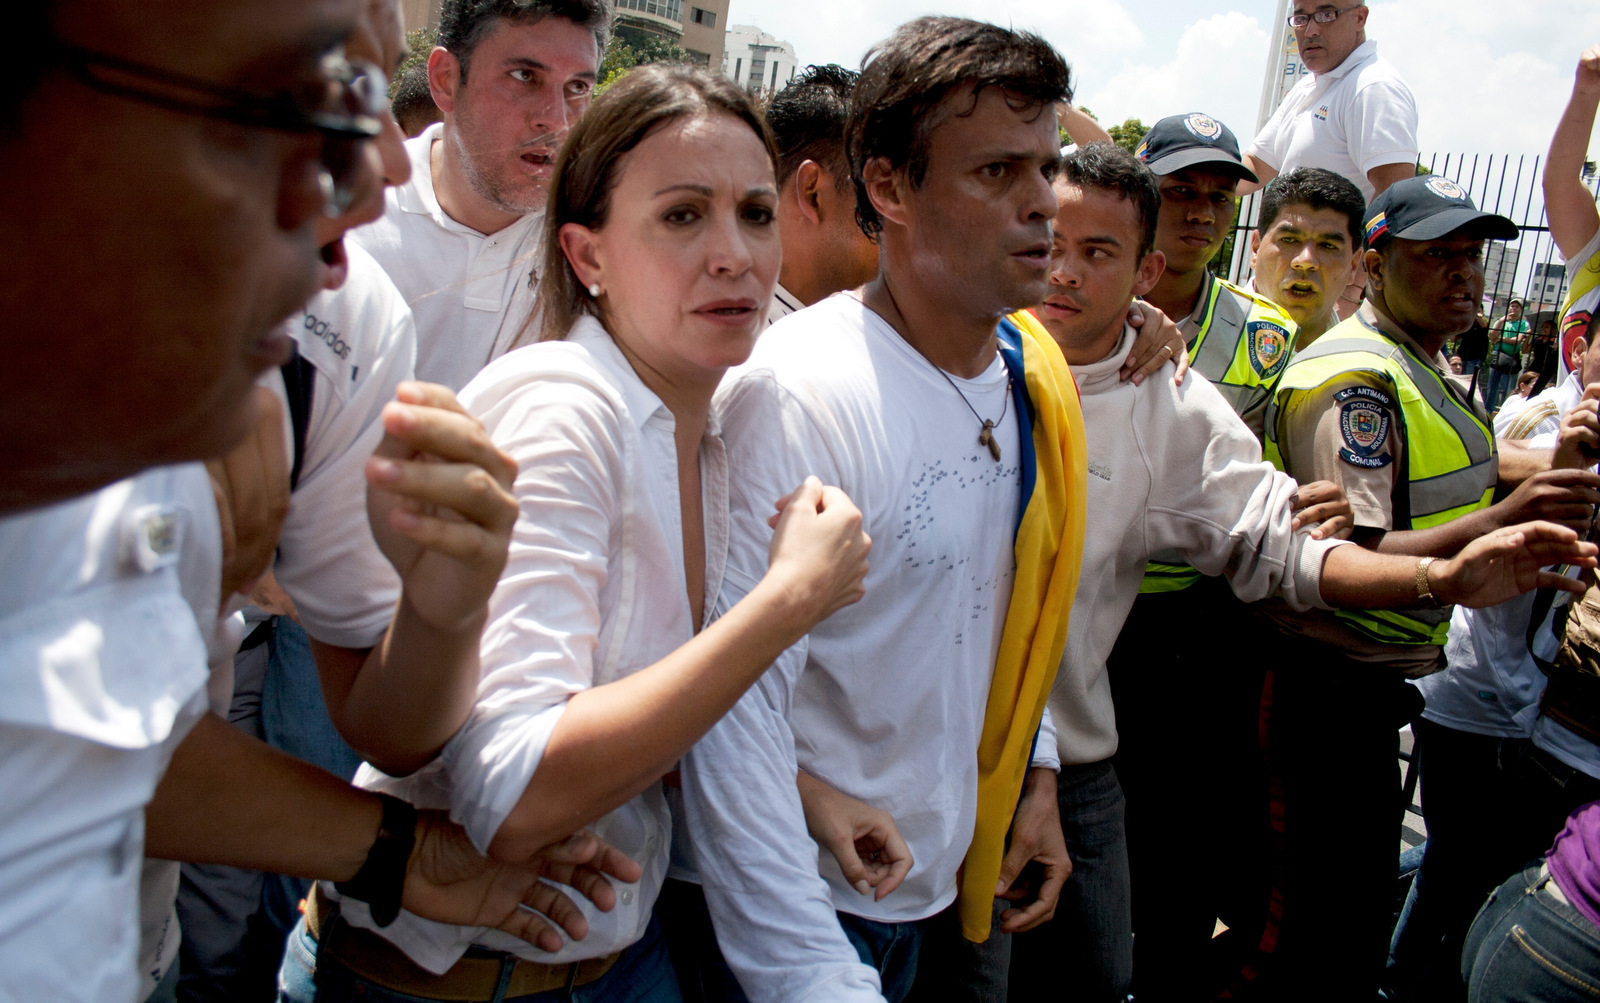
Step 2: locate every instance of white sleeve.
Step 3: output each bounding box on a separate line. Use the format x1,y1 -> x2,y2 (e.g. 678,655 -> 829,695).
682,370 -> 886,1003
1031,704 -> 1060,771
682,596 -> 886,1003
1146,377 -> 1343,611
1347,78 -> 1419,174
439,377 -> 622,850
1247,96 -> 1290,172
274,275 -> 413,650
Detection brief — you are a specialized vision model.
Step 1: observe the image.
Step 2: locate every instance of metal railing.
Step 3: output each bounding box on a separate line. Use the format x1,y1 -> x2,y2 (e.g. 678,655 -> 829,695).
1220,153 -> 1600,327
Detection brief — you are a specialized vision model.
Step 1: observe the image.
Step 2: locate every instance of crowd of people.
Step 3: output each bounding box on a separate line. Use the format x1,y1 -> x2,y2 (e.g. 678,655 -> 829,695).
6,1 -> 1600,1002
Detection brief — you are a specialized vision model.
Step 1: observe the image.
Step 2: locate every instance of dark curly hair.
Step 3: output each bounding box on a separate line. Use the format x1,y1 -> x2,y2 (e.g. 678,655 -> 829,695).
846,17 -> 1072,236
766,64 -> 857,192
1060,143 -> 1161,258
437,0 -> 610,79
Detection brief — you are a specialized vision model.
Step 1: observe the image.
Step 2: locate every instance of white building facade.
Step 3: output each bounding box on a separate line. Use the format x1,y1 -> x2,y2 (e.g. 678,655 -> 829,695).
722,24 -> 799,97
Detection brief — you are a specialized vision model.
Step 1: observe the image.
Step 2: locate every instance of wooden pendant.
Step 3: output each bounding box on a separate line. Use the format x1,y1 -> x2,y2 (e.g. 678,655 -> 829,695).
980,419 -> 1000,462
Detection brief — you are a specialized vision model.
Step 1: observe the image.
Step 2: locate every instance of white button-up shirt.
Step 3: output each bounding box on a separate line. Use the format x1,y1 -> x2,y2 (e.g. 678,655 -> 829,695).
0,464 -> 220,1003
345,315 -> 729,974
349,123 -> 544,392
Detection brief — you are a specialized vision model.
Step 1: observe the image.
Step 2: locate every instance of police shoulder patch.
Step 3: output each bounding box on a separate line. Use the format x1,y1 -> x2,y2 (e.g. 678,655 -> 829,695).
1337,395 -> 1392,469
1246,320 -> 1292,378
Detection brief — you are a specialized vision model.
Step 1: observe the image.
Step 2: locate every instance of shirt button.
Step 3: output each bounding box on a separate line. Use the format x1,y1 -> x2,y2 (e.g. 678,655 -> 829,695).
620,888 -> 636,906
645,837 -> 659,854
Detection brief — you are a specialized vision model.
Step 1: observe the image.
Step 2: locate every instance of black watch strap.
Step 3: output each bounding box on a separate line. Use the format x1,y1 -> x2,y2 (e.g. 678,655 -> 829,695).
334,793 -> 417,927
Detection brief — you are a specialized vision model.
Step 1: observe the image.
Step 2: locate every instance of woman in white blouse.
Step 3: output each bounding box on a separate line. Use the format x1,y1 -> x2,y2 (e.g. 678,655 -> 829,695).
280,65 -> 871,1003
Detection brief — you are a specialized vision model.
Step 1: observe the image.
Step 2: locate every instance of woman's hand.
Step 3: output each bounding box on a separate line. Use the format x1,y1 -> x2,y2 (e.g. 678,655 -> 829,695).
796,770 -> 913,902
764,476 -> 871,626
1433,521 -> 1599,608
1291,479 -> 1354,540
1120,301 -> 1189,386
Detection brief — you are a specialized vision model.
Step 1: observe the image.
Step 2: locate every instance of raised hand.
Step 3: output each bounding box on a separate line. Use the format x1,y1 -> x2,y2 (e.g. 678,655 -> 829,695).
402,816 -> 643,952
1290,479 -> 1354,540
366,381 -> 519,633
796,770 -> 913,902
1121,300 -> 1190,386
1432,521 -> 1599,608
1553,383 -> 1600,471
765,476 -> 871,625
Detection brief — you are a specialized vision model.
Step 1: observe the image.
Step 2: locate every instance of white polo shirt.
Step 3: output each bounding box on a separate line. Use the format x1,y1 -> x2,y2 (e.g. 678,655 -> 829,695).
0,465 -> 220,1003
349,122 -> 544,392
269,243 -> 411,650
1248,39 -> 1418,202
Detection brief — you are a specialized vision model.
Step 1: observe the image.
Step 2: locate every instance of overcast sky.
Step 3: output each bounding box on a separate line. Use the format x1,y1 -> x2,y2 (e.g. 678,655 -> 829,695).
725,0 -> 1600,160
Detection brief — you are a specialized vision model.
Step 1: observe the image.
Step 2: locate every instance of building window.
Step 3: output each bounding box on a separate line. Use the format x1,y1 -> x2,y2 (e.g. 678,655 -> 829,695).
690,7 -> 716,27
748,56 -> 766,91
734,56 -> 742,82
615,0 -> 683,21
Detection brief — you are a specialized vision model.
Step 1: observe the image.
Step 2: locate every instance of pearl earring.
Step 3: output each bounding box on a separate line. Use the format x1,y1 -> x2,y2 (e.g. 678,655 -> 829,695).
588,283 -> 601,298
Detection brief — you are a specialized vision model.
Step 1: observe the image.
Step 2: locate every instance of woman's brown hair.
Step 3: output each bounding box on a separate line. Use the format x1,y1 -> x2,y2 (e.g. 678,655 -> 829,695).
529,62 -> 779,345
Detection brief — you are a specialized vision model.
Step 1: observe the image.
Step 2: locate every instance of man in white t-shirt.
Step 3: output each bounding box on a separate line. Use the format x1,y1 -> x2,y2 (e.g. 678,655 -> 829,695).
1242,2 -> 1419,205
349,0 -> 607,390
679,19 -> 1079,1003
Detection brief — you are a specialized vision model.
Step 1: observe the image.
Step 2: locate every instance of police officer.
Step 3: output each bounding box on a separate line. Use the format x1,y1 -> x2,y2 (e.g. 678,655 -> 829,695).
1255,175 -> 1600,1001
1107,113 -> 1307,1001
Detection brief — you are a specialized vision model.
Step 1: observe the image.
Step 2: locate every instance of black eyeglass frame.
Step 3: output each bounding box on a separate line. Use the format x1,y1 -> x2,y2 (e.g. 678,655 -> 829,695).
48,39 -> 387,215
1286,4 -> 1365,28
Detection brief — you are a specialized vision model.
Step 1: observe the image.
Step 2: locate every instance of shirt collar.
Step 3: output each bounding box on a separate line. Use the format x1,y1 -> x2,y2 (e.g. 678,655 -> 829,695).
773,284 -> 803,316
565,316 -> 722,437
1318,38 -> 1378,80
1070,323 -> 1140,396
395,122 -> 444,219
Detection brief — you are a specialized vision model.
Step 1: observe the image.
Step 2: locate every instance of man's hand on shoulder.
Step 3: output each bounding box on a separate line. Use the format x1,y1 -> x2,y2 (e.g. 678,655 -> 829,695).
1554,384 -> 1600,472
1121,301 -> 1189,386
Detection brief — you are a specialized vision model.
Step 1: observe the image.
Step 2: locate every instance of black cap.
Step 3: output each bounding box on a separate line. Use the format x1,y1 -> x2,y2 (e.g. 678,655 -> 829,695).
1363,175 -> 1518,250
1135,113 -> 1258,183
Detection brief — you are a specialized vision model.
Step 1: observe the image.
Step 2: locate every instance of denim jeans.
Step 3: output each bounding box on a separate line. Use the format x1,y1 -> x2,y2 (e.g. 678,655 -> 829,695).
1008,759 -> 1132,1003
1484,366 -> 1516,412
1462,862 -> 1600,1001
1386,721 -> 1532,1002
276,912 -> 683,1003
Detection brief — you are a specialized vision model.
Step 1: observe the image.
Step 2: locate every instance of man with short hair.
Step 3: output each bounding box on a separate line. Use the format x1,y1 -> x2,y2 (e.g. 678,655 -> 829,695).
1250,167 -> 1367,349
1011,141 -> 1593,1003
1257,175 -> 1600,1001
392,62 -> 442,137
1242,2 -> 1418,204
682,18 -> 1084,1002
350,0 -> 607,390
765,64 -> 880,322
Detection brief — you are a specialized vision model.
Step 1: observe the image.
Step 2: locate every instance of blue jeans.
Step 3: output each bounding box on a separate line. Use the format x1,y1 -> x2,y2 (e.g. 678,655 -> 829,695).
1462,862 -> 1600,1001
276,913 -> 683,1003
1386,721 -> 1532,1002
1484,366 -> 1516,411
1008,759 -> 1132,1003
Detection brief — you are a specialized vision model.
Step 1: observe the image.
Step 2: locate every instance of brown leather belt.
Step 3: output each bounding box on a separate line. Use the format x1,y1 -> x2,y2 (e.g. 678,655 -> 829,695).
306,885 -> 621,1000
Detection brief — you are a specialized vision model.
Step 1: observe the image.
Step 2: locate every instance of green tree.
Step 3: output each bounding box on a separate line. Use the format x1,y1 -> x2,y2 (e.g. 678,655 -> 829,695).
390,27 -> 438,100
1106,118 -> 1148,156
598,32 -> 689,92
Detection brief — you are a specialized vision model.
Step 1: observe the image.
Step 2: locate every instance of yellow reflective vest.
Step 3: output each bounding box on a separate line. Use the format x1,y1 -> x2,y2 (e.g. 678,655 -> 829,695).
1264,312 -> 1497,646
1139,273 -> 1297,593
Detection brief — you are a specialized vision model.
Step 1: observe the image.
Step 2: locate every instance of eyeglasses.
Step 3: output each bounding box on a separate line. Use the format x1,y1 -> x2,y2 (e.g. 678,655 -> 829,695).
1287,4 -> 1365,28
49,41 -> 387,217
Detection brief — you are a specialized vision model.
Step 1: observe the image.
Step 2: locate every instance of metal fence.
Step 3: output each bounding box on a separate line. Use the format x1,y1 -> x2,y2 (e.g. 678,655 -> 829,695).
1220,153 -> 1600,327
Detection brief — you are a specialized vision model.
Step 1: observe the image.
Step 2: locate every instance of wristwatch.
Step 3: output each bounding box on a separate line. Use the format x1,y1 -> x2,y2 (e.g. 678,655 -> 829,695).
1414,556 -> 1445,609
335,793 -> 417,927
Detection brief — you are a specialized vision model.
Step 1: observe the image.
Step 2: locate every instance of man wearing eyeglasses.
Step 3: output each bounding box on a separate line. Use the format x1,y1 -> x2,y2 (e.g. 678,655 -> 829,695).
1242,2 -> 1419,206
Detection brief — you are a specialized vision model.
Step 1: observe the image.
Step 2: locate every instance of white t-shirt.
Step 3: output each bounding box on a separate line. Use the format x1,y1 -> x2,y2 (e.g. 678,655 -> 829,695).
0,465 -> 220,1003
681,294 -> 1059,1002
768,283 -> 803,325
268,243 -> 410,650
1056,324 -> 1339,766
341,316 -> 724,974
1248,40 -> 1418,203
349,123 -> 544,392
